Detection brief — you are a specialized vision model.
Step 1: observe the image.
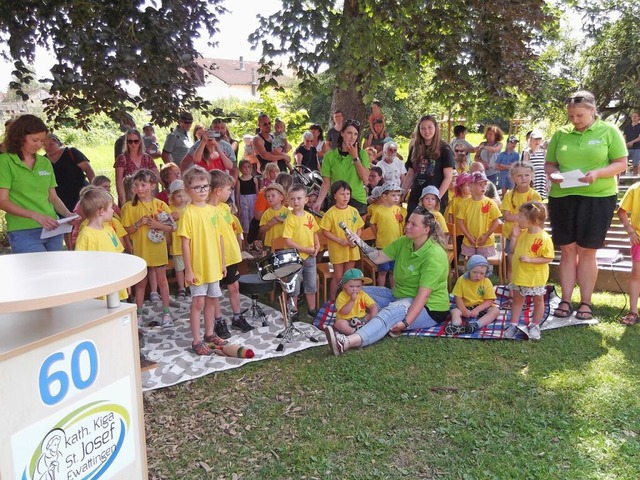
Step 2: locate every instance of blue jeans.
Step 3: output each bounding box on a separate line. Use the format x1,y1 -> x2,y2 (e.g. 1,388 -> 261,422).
356,287 -> 439,347
7,228 -> 63,253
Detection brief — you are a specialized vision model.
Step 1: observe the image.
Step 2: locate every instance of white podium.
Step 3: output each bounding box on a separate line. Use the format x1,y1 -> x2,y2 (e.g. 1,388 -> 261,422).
0,252 -> 148,480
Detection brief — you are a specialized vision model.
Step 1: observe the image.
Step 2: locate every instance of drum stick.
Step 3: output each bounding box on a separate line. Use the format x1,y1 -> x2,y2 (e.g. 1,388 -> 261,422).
338,221 -> 375,255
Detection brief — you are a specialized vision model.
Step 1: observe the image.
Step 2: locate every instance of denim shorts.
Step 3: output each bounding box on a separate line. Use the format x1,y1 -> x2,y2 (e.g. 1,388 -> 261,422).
7,228 -> 63,253
378,260 -> 395,272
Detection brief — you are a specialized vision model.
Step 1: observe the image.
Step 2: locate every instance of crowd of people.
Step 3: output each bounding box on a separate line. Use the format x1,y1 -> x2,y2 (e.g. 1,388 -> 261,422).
0,89 -> 636,357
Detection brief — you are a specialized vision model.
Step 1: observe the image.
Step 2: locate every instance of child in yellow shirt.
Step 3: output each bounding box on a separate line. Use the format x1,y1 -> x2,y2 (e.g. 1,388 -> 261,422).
320,181 -> 364,301
445,255 -> 500,335
456,171 -> 501,258
283,184 -> 321,318
334,268 -> 379,334
419,185 -> 448,235
259,183 -> 289,250
168,179 -> 190,301
619,181 -> 640,326
370,183 -> 404,288
505,201 -> 554,341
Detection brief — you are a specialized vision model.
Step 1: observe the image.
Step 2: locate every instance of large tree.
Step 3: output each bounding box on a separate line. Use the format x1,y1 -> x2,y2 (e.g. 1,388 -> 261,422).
0,0 -> 226,128
250,0 -> 557,126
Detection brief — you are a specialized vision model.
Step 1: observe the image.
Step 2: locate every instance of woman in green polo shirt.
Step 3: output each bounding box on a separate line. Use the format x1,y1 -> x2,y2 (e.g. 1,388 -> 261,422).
0,115 -> 75,253
324,207 -> 450,355
545,90 -> 627,320
312,119 -> 370,215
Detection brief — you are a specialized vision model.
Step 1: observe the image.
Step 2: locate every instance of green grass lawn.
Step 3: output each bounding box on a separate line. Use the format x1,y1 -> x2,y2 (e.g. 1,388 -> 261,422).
143,290 -> 640,479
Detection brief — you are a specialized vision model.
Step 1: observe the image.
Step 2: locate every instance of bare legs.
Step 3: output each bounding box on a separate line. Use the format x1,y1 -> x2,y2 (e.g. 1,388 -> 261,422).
558,242 -> 597,313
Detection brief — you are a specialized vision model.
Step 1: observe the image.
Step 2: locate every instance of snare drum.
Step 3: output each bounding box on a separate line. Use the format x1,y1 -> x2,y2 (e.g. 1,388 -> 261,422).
257,249 -> 302,281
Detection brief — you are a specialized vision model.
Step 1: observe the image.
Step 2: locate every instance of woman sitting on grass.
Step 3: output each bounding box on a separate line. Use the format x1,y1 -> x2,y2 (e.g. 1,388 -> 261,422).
324,206 -> 450,355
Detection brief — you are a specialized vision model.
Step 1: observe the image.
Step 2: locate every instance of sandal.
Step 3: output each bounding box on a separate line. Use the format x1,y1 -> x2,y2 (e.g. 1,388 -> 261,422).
575,302 -> 593,320
191,341 -> 213,356
204,334 -> 228,347
553,300 -> 573,318
620,312 -> 639,326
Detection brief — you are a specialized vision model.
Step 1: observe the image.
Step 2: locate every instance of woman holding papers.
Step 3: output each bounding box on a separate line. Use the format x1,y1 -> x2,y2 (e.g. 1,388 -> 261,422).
0,115 -> 75,253
545,90 -> 627,320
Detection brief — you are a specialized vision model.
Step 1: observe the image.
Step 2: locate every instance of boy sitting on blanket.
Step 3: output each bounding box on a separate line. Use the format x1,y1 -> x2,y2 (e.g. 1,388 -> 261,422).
334,268 -> 379,335
445,255 -> 500,335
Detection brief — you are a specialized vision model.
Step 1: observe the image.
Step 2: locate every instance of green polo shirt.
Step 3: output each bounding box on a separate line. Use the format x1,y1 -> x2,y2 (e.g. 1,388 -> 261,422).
383,236 -> 450,312
0,152 -> 58,231
321,148 -> 370,204
546,118 -> 627,198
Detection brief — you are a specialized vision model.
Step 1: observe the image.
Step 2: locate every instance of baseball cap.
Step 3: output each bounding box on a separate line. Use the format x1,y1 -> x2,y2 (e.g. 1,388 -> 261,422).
419,185 -> 440,199
471,171 -> 488,183
264,183 -> 286,197
508,136 -> 519,143
339,268 -> 373,287
169,179 -> 185,194
179,111 -> 194,122
530,130 -> 543,139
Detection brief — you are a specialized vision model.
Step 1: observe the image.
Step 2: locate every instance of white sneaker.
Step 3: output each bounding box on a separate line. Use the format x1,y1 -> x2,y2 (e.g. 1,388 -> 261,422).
503,324 -> 519,339
149,292 -> 161,303
528,324 -> 541,341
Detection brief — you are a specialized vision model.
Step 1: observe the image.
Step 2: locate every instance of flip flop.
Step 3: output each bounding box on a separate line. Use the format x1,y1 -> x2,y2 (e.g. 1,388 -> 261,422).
553,300 -> 572,318
620,312 -> 639,326
575,302 -> 593,320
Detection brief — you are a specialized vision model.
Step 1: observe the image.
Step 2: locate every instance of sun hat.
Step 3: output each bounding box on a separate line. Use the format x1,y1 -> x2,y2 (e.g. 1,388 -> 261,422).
464,255 -> 490,279
456,173 -> 473,187
169,179 -> 185,194
339,268 -> 373,287
530,130 -> 543,139
381,182 -> 402,193
264,183 -> 286,197
420,185 -> 440,199
368,186 -> 385,200
179,111 -> 194,122
471,171 -> 488,183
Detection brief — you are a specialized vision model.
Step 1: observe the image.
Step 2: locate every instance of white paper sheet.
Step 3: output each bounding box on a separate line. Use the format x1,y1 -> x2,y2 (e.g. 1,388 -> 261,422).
556,169 -> 586,189
40,214 -> 80,239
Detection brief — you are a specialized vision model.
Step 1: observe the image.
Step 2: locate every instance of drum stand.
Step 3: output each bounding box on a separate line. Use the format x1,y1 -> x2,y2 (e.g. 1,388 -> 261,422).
275,273 -> 318,352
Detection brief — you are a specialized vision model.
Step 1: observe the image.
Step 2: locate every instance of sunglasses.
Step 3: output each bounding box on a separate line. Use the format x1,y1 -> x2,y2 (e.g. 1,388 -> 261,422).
261,121 -> 271,126
127,139 -> 140,144
454,150 -> 466,154
344,119 -> 361,127
189,184 -> 211,192
565,96 -> 586,104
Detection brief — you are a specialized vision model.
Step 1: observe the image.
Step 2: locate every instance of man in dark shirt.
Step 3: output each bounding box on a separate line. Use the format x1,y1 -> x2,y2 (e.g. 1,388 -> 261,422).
326,110 -> 344,150
623,111 -> 640,175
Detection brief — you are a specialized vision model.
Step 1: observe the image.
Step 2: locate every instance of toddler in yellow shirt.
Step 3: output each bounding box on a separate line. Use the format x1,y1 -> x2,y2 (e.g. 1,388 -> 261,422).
334,268 -> 379,335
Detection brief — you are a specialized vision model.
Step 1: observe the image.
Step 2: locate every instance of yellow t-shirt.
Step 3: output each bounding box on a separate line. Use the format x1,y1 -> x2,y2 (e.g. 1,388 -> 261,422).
177,203 -> 224,285
213,203 -> 242,267
456,197 -> 502,247
76,217 -> 127,239
430,209 -> 448,235
370,204 -> 404,248
121,198 -> 172,266
501,188 -> 542,237
282,211 -> 319,259
169,205 -> 187,256
75,225 -> 127,300
445,194 -> 470,224
452,276 -> 496,308
335,290 -> 376,320
619,182 -> 640,236
259,205 -> 289,247
319,206 -> 364,264
512,229 -> 554,287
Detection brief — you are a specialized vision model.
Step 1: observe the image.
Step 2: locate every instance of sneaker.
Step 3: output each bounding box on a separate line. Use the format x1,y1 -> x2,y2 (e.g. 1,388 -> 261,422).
349,318 -> 364,330
444,323 -> 464,335
231,315 -> 255,332
204,334 -> 228,347
308,309 -> 318,321
324,326 -> 349,356
215,320 -> 231,339
149,292 -> 161,303
161,313 -> 173,327
463,320 -> 479,334
191,341 -> 213,356
503,323 -> 519,339
177,290 -> 186,302
528,324 -> 541,341
137,315 -> 144,327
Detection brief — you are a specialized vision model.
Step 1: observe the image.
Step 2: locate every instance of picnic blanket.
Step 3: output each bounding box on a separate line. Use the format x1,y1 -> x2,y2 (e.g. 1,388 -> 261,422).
139,294 -> 326,392
312,285 -> 598,339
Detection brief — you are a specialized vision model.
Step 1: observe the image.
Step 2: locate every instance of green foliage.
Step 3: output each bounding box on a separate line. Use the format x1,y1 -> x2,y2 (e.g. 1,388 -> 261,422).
0,0 -> 227,128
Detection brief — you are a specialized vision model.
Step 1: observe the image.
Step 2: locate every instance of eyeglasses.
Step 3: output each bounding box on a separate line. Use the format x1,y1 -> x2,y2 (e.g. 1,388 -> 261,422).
388,148 -> 397,152
127,139 -> 140,144
344,119 -> 361,127
454,150 -> 466,154
565,96 -> 586,104
189,184 -> 211,192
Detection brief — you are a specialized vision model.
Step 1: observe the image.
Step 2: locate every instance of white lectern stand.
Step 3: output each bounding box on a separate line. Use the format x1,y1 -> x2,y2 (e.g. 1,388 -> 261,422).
0,251 -> 148,480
